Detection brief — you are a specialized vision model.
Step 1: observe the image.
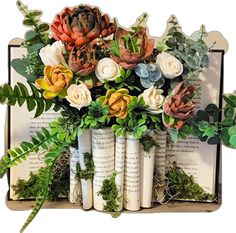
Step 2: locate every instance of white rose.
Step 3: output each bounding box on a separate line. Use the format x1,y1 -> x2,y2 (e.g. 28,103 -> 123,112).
66,84 -> 92,110
95,58 -> 121,83
139,86 -> 165,114
156,52 -> 183,79
39,40 -> 67,66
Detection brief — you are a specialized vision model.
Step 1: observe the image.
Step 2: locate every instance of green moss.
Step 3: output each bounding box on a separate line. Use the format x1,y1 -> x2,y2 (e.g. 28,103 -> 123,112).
76,152 -> 95,180
12,152 -> 70,201
166,166 -> 215,201
98,172 -> 119,212
140,134 -> 159,153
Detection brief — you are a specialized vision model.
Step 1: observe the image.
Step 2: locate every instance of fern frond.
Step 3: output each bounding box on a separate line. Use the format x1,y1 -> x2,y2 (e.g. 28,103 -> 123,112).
20,143 -> 69,233
0,128 -> 55,178
0,83 -> 54,117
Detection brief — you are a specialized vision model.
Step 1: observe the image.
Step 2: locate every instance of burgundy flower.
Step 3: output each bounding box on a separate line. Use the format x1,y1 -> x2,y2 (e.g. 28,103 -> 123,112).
163,82 -> 196,129
110,27 -> 155,69
51,5 -> 115,50
68,44 -> 98,76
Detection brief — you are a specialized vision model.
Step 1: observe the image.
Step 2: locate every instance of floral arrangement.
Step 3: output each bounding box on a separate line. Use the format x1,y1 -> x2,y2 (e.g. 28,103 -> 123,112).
0,1 -> 236,232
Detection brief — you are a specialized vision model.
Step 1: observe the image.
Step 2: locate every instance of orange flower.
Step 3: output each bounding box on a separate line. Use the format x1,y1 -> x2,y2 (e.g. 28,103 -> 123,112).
35,65 -> 73,99
102,89 -> 133,119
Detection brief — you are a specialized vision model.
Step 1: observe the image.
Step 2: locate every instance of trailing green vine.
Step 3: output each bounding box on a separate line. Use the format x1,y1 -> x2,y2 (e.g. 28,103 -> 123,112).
76,152 -> 95,180
0,127 -> 56,178
20,142 -> 69,233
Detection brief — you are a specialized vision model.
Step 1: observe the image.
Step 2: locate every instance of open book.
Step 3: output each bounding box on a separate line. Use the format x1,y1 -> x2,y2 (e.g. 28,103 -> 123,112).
8,42 -> 61,200
153,51 -> 224,202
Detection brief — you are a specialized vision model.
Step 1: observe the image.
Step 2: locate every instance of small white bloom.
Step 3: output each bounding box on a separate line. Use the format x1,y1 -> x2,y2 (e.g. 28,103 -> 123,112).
139,86 -> 165,114
39,41 -> 67,66
95,58 -> 121,83
156,52 -> 183,79
66,84 -> 92,110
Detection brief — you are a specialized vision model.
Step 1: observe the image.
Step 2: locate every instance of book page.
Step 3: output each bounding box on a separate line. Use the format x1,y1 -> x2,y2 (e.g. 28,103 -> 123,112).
166,51 -> 223,196
9,46 -> 61,200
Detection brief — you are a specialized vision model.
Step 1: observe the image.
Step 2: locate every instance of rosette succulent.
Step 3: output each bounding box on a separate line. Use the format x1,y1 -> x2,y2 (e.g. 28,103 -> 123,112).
35,65 -> 73,99
110,27 -> 155,69
51,5 -> 115,49
135,63 -> 163,88
163,81 -> 195,129
68,44 -> 98,76
102,88 -> 133,119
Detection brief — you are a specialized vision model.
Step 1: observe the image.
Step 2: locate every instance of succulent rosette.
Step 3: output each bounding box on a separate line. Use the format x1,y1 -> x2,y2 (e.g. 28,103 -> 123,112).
163,82 -> 195,129
35,65 -> 73,99
110,27 -> 155,69
51,5 -> 115,50
68,44 -> 98,76
135,63 -> 164,88
102,88 -> 133,119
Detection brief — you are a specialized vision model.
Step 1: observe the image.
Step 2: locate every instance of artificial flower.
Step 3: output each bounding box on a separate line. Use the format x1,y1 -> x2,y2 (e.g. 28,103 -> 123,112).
35,65 -> 73,99
68,44 -> 97,76
156,52 -> 183,79
135,63 -> 163,88
163,81 -> 195,129
66,84 -> 92,110
110,27 -> 155,70
39,41 -> 67,66
95,58 -> 121,83
102,88 -> 133,119
139,86 -> 165,114
51,5 -> 115,50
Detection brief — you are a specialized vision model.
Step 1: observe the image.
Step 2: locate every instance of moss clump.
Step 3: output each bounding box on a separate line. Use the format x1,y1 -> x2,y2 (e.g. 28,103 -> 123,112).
166,166 -> 215,201
12,152 -> 70,201
76,152 -> 95,180
98,172 -> 119,212
140,134 -> 159,153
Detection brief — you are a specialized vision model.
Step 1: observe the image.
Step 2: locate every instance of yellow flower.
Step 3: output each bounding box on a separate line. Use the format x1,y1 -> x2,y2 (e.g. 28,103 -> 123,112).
35,65 -> 73,99
103,88 -> 133,119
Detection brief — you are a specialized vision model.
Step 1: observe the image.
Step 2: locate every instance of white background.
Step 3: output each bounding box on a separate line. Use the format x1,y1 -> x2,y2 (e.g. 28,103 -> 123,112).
0,0 -> 236,232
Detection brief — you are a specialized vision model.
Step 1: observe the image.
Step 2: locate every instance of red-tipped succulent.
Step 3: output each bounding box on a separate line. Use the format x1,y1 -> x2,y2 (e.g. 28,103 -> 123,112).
110,27 -> 155,70
68,44 -> 98,76
51,5 -> 115,49
163,82 -> 196,129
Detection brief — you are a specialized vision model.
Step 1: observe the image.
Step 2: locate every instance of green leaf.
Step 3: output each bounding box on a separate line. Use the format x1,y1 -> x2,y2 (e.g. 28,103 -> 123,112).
120,69 -> 126,78
229,135 -> 236,148
228,125 -> 236,136
205,104 -> 219,122
38,23 -> 49,32
156,42 -> 170,52
198,121 -> 209,131
202,126 -> 217,137
207,136 -> 221,145
179,125 -> 191,139
168,128 -> 179,144
110,40 -> 120,57
29,11 -> 42,17
23,19 -> 34,26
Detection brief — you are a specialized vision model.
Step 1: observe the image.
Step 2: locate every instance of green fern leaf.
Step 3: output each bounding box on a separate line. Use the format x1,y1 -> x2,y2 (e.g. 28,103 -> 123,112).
0,83 -> 56,118
20,143 -> 68,233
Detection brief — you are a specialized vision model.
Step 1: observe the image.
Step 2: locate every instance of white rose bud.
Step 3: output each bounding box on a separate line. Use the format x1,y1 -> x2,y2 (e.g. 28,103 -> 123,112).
66,84 -> 92,110
139,86 -> 165,114
39,40 -> 67,66
156,52 -> 183,79
95,58 -> 121,83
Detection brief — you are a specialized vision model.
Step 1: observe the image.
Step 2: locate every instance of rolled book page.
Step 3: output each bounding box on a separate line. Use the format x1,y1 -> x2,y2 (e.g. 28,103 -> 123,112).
140,131 -> 155,208
124,135 -> 140,211
152,131 -> 167,203
115,136 -> 126,211
69,147 -> 82,204
78,129 -> 93,210
92,128 -> 115,211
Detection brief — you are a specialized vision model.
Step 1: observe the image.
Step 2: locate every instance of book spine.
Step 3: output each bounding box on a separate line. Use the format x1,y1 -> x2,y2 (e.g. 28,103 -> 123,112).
140,131 -> 155,208
78,129 -> 93,210
69,147 -> 82,204
92,128 -> 115,211
115,136 -> 126,211
124,135 -> 140,211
